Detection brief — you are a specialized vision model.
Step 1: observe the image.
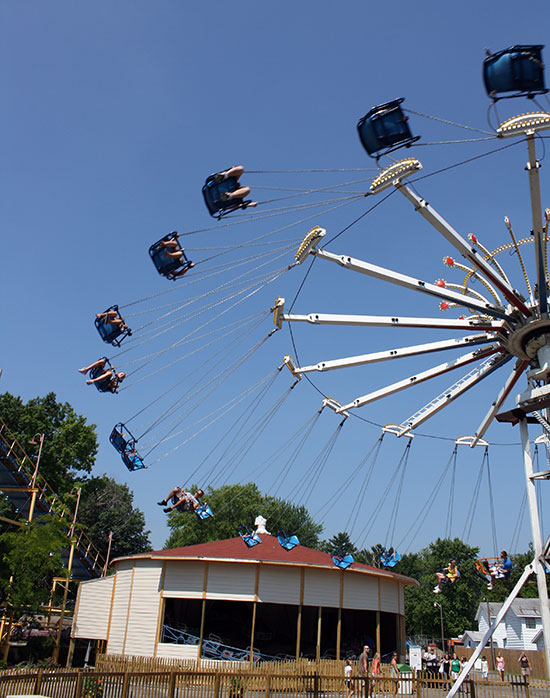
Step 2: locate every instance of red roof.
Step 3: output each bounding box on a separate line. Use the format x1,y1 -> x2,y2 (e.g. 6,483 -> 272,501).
122,534 -> 416,584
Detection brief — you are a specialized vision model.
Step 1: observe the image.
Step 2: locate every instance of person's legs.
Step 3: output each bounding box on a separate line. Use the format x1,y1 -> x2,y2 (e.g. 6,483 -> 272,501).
216,165 -> 244,182
79,358 -> 106,374
158,487 -> 181,505
222,185 -> 251,201
164,249 -> 184,259
173,262 -> 195,278
86,369 -> 111,385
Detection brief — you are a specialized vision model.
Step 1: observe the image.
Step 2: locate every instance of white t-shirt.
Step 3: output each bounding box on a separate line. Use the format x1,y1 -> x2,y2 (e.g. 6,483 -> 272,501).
345,666 -> 353,679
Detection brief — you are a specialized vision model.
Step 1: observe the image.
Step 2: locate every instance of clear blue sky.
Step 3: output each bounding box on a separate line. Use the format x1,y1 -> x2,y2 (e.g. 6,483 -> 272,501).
2,1 -> 549,554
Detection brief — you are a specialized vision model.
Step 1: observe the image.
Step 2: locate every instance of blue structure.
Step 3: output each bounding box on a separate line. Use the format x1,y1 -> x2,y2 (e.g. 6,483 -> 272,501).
239,525 -> 262,548
202,173 -> 252,219
277,531 -> 300,551
110,423 -> 146,471
149,233 -> 193,280
195,503 -> 214,520
380,550 -> 402,568
95,305 -> 132,347
483,45 -> 547,100
332,552 -> 354,570
357,99 -> 419,158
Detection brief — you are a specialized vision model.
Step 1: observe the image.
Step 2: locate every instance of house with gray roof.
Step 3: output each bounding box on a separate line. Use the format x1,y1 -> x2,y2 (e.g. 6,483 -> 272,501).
462,599 -> 546,650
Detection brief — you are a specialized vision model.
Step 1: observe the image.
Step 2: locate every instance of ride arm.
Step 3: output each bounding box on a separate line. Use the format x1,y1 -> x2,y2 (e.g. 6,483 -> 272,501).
336,345 -> 502,412
471,359 -> 529,446
396,184 -> 531,318
311,248 -> 509,321
294,333 -> 498,374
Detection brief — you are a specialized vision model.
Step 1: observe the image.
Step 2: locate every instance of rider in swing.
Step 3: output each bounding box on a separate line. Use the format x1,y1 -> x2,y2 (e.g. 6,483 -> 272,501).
158,487 -> 204,513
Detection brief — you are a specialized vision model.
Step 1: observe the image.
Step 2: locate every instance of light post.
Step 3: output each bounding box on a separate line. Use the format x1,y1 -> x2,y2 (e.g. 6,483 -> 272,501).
27,433 -> 45,522
434,602 -> 445,654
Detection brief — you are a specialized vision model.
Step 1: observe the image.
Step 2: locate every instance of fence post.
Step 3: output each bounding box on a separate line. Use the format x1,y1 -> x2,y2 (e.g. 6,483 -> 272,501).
121,670 -> 130,698
168,670 -> 176,698
415,670 -> 422,698
469,678 -> 476,698
265,673 -> 271,698
34,667 -> 43,695
313,672 -> 319,698
73,669 -> 84,698
524,678 -> 530,698
214,673 -> 221,698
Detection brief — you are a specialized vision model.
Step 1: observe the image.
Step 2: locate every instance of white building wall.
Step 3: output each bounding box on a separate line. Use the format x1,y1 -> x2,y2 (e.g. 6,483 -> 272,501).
206,562 -> 256,601
156,643 -> 198,660
124,560 -> 164,656
519,617 -> 543,649
258,565 -> 300,605
72,576 -> 115,640
477,609 -> 508,648
342,573 -> 378,610
164,561 -> 204,599
303,568 -> 339,608
106,562 -> 134,654
380,581 -> 399,613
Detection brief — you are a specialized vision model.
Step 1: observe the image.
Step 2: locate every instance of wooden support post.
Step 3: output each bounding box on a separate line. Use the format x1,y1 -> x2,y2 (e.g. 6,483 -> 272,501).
316,606 -> 322,664
249,601 -> 257,665
213,673 -> 221,698
376,610 -> 381,655
168,670 -> 176,698
2,611 -> 14,663
34,667 -> 43,695
198,598 -> 206,666
121,670 -> 130,698
265,673 -> 271,698
336,607 -> 342,661
296,604 -> 302,661
66,637 -> 75,668
74,669 -> 84,698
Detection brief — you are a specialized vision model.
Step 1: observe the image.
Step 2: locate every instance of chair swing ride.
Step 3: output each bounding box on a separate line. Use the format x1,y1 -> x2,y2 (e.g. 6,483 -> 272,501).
82,45 -> 550,638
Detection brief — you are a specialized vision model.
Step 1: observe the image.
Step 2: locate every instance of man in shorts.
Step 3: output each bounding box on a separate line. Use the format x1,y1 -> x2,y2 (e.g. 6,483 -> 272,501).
158,487 -> 204,513
487,551 -> 512,590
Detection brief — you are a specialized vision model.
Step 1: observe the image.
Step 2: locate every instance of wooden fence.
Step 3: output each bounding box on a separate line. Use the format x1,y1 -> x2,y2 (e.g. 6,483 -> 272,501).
456,647 -> 548,680
1,667 -> 549,698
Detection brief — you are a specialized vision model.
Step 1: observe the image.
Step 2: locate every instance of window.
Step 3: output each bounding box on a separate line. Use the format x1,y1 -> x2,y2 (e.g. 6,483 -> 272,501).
525,618 -> 537,629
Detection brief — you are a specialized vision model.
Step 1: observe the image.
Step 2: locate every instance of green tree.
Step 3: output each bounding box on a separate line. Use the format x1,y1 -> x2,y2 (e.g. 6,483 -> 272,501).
164,483 -> 323,549
78,476 -> 151,562
356,543 -> 395,568
321,531 -> 357,556
401,537 -> 482,638
0,392 -> 97,495
0,515 -> 69,611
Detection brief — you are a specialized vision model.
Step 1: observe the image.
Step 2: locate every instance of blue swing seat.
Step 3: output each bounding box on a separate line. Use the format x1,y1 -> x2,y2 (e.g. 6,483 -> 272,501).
332,552 -> 354,570
483,45 -> 547,100
380,550 -> 402,568
109,423 -> 146,471
277,531 -> 300,551
149,233 -> 194,280
195,503 -> 214,520
95,305 -> 132,347
89,357 -> 117,393
239,525 -> 262,548
202,174 -> 249,219
357,99 -> 419,158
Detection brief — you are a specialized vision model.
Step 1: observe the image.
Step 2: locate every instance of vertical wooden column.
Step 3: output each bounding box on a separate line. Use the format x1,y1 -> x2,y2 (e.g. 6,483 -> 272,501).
121,562 -> 136,655
198,562 -> 209,665
316,606 -> 322,663
105,575 -> 117,653
296,568 -> 304,661
376,611 -> 381,655
336,571 -> 344,660
249,565 -> 260,665
153,561 -> 167,658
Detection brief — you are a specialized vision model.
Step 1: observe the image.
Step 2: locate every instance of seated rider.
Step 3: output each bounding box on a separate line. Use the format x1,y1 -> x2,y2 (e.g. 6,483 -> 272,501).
158,487 -> 204,513
434,558 -> 460,593
78,358 -> 125,393
160,233 -> 195,278
487,550 -> 513,590
96,310 -> 128,332
215,165 -> 258,211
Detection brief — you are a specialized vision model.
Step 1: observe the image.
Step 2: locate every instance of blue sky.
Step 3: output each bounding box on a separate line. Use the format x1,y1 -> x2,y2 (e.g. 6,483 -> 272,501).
2,1 -> 549,554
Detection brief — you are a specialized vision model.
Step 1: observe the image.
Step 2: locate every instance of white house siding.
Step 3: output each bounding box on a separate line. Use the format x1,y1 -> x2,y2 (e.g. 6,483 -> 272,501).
206,562 -> 256,601
156,643 -> 198,660
164,561 -> 204,599
520,619 -> 543,649
258,565 -> 300,605
106,564 -> 134,654
72,576 -> 115,640
477,610 -> 508,648
380,581 -> 399,614
303,568 -> 339,608
124,560 -> 163,656
342,573 -> 378,610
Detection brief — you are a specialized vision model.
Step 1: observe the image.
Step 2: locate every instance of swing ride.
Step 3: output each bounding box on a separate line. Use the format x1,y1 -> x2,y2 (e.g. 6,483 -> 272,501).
79,43 -> 550,678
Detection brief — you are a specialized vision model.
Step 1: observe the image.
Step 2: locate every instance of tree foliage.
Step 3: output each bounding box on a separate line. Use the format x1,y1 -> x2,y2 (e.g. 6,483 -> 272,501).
320,531 -> 357,556
0,392 -> 97,495
0,516 -> 69,611
164,482 -> 323,549
78,476 -> 152,561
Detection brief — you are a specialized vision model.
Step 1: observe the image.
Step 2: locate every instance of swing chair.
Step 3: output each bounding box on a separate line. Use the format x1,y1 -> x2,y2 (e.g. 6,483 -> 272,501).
380,549 -> 402,568
109,423 -> 146,471
89,358 -> 121,393
474,556 -> 513,583
357,98 -> 420,159
94,305 -> 132,347
195,502 -> 214,520
277,531 -> 300,551
483,45 -> 547,100
238,525 -> 262,548
435,565 -> 461,590
202,170 -> 252,219
331,551 -> 354,570
149,233 -> 194,280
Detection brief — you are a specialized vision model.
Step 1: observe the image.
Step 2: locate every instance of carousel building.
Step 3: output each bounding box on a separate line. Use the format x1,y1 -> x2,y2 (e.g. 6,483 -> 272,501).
72,532 -> 417,662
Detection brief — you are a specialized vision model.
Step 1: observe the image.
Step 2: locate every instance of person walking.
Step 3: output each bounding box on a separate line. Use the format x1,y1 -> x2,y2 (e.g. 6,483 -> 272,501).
389,653 -> 400,696
357,645 -> 370,698
518,652 -> 532,685
496,652 -> 505,681
345,659 -> 355,698
481,655 -> 489,680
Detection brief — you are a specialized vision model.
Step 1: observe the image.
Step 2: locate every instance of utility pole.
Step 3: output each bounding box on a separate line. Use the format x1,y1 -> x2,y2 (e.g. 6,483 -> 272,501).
434,602 -> 445,654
